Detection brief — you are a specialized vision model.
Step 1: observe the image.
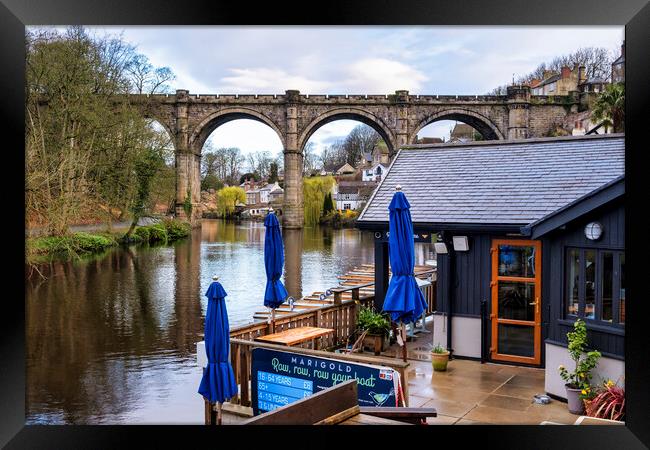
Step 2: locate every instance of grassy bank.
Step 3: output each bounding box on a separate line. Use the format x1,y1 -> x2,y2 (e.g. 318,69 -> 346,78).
27,219 -> 192,264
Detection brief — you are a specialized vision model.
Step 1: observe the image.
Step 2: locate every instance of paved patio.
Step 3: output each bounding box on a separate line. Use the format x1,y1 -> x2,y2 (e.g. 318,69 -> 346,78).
379,321 -> 578,425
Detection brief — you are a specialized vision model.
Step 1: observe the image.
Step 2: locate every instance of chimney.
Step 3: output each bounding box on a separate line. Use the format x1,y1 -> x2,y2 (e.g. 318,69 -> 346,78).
561,66 -> 571,79
578,65 -> 586,84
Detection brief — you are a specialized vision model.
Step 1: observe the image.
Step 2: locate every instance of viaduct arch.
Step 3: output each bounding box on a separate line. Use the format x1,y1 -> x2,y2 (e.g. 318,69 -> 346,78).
130,86 -> 580,228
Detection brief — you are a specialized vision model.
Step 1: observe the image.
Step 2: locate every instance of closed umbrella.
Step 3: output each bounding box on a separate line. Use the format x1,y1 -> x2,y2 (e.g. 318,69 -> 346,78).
382,185 -> 428,362
264,209 -> 288,331
198,276 -> 238,425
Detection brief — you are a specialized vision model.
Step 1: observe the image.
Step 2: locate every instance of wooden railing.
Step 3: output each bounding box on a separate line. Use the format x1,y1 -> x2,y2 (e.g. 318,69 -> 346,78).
230,300 -> 361,349
226,273 -> 436,410
228,338 -> 412,408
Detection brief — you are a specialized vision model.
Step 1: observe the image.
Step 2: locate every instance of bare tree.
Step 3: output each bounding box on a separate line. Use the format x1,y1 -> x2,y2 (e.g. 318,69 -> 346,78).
127,54 -> 175,94
342,124 -> 381,165
488,46 -> 617,94
302,142 -> 318,175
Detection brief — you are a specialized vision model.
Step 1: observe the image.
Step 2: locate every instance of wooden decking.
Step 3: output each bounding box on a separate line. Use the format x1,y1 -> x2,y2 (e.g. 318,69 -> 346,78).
252,263 -> 435,320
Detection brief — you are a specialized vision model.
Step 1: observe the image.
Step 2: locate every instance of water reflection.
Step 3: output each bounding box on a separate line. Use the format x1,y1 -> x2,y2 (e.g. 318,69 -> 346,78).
283,228 -> 303,299
25,220 -> 376,424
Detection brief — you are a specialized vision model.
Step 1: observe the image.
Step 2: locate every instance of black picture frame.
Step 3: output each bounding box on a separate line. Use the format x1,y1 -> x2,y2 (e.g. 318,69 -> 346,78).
3,0 -> 649,447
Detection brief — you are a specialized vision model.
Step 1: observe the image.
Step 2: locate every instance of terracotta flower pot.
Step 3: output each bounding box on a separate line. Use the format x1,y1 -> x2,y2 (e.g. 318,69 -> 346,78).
565,384 -> 585,415
431,351 -> 450,371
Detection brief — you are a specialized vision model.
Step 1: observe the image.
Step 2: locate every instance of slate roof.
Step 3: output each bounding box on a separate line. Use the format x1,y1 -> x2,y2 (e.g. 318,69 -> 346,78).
357,134 -> 625,227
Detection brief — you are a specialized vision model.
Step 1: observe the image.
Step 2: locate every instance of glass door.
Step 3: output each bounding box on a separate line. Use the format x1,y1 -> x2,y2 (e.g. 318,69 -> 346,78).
490,239 -> 542,365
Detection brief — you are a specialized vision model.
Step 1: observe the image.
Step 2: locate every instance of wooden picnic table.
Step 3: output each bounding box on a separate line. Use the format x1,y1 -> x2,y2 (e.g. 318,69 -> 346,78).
254,326 -> 334,348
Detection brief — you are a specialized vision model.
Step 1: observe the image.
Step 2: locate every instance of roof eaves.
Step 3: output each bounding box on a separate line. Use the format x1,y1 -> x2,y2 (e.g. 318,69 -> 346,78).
521,175 -> 625,239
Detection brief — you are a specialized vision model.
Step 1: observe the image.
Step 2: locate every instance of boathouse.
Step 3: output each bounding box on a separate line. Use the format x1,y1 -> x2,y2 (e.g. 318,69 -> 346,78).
357,134 -> 625,399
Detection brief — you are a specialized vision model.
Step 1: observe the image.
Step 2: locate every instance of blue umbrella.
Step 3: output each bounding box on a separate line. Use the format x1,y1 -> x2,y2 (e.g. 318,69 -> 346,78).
382,186 -> 428,361
264,210 -> 288,330
198,277 -> 238,424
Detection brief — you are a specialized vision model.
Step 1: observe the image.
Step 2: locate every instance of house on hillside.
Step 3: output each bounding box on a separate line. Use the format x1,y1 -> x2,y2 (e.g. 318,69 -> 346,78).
335,180 -> 378,211
361,163 -> 389,182
358,134 -> 625,401
259,182 -> 283,204
611,41 -> 625,84
531,65 -> 582,95
335,162 -> 356,176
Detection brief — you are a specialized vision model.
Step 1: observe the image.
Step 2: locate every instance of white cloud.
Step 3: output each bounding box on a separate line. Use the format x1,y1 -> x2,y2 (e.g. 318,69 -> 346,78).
219,67 -> 331,93
343,58 -> 428,93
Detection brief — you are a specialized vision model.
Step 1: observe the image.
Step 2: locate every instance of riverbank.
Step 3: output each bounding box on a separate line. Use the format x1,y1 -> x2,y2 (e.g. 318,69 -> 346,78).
26,218 -> 192,265
319,211 -> 359,228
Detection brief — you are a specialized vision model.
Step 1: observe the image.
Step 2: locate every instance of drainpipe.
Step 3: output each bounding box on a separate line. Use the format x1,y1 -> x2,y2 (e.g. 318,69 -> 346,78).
442,232 -> 454,358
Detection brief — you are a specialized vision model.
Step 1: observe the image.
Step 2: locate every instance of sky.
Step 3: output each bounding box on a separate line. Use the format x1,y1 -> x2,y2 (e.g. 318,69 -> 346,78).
67,26 -> 624,157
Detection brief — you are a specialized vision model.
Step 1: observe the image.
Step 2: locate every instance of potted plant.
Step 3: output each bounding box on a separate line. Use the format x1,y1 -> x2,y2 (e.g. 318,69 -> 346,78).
431,343 -> 450,371
584,379 -> 625,422
356,306 -> 391,355
558,319 -> 601,414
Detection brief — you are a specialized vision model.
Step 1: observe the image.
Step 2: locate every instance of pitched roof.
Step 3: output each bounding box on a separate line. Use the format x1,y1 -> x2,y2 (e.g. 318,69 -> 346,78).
357,134 -> 625,228
338,185 -> 359,195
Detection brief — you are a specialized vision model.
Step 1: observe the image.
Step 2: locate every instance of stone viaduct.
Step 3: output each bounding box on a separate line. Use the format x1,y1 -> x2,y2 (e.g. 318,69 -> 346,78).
130,86 -> 581,228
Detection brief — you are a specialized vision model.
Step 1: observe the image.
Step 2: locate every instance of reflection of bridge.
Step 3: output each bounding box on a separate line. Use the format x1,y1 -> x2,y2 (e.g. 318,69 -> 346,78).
131,87 -> 580,228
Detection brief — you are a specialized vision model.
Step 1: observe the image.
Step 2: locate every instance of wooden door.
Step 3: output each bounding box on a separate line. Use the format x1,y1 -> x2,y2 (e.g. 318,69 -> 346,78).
490,239 -> 542,365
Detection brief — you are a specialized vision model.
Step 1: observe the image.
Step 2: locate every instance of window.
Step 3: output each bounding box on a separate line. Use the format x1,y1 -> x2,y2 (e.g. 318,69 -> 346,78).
343,203 -> 351,210
565,248 -> 625,326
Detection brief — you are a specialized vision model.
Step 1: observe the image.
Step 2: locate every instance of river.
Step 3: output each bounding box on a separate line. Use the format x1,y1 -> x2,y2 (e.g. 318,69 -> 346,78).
25,219 -> 434,424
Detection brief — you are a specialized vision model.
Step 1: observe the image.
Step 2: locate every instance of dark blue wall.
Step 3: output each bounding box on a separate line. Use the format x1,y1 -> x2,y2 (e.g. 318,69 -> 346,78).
434,198 -> 625,363
543,200 -> 625,359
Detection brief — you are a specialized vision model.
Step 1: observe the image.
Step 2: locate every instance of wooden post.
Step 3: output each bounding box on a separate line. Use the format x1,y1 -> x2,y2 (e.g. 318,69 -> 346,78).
217,402 -> 223,425
204,399 -> 216,425
352,288 -> 360,301
240,346 -> 250,406
401,322 -> 408,362
374,239 -> 389,312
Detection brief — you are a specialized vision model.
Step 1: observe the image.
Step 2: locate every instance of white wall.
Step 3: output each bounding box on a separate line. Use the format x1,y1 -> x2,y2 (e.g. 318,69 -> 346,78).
544,342 -> 625,399
432,314 -> 482,358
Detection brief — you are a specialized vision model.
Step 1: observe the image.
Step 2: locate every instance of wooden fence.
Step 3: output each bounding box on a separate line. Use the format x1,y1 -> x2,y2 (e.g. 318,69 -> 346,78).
225,274 -> 436,411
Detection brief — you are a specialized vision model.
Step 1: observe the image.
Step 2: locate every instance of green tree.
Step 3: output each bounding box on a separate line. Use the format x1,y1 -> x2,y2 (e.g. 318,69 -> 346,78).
269,162 -> 279,183
201,174 -> 224,191
322,192 -> 334,215
216,186 -> 246,218
25,26 -> 176,236
303,176 -> 335,226
592,83 -> 625,133
123,145 -> 166,238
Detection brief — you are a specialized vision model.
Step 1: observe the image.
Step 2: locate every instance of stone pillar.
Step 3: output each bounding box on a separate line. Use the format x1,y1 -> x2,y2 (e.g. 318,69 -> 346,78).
282,90 -> 304,229
392,90 -> 410,157
174,89 -> 202,226
506,85 -> 531,140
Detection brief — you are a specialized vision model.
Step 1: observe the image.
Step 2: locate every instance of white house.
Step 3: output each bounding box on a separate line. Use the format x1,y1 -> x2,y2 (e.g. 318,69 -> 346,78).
336,185 -> 362,211
259,182 -> 283,204
361,163 -> 388,182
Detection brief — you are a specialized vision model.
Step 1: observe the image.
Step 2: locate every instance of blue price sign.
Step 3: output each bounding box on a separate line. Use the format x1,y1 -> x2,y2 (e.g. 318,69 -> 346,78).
251,348 -> 400,415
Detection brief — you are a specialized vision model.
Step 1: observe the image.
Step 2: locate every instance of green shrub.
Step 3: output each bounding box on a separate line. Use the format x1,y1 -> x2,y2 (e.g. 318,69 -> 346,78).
72,232 -> 116,253
27,232 -> 117,261
162,219 -> 191,241
147,224 -> 168,243
133,226 -> 150,243
357,306 -> 391,337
